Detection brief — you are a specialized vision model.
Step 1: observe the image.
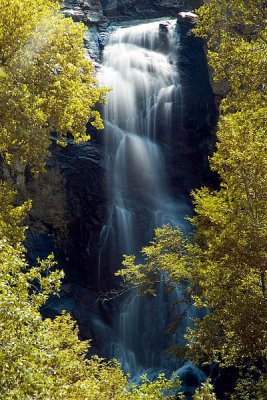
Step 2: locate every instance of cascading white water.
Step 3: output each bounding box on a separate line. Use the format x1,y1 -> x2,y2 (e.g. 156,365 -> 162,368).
97,20 -> 205,389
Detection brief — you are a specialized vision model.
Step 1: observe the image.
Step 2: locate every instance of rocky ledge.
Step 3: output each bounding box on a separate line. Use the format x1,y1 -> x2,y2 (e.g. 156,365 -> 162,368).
62,1 -> 203,24
101,0 -> 203,20
62,0 -> 107,24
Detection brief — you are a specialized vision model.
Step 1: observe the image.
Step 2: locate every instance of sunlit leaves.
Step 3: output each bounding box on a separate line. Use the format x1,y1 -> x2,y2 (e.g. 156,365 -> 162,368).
0,226 -> 179,399
0,0 -> 107,170
194,0 -> 267,113
190,0 -> 267,369
0,182 -> 30,246
193,380 -> 216,400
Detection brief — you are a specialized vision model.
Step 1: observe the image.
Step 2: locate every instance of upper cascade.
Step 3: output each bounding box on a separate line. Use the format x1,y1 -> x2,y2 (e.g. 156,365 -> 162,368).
99,20 -> 180,140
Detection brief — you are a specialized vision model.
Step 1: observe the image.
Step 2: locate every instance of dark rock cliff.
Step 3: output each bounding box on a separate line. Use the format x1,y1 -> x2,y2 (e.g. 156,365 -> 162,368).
62,0 -> 107,23
62,1 -> 203,23
176,15 -> 217,186
100,0 -> 203,19
26,2 -> 217,343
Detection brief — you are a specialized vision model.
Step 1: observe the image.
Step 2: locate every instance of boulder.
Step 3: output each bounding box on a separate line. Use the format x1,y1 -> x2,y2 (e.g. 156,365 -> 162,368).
159,21 -> 171,33
177,11 -> 198,25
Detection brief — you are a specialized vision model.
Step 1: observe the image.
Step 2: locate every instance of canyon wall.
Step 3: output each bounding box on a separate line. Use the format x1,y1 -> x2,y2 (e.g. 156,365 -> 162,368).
26,3 -> 217,366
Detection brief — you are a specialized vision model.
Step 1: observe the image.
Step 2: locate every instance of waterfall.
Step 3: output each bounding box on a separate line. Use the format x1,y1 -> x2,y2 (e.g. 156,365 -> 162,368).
95,19 -> 205,389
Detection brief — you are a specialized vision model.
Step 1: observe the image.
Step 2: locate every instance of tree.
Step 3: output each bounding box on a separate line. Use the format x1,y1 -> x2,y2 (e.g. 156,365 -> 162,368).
0,241 -> 181,399
0,177 -> 181,399
189,0 -> 267,368
0,0 -> 107,171
194,0 -> 267,114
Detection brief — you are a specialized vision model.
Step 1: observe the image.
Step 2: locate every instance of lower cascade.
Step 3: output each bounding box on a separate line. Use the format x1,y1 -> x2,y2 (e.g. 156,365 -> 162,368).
95,19 -> 205,389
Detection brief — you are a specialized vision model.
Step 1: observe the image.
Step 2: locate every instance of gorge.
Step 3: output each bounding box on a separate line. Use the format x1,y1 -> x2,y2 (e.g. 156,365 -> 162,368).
30,0 -> 217,394
1,1 -> 266,398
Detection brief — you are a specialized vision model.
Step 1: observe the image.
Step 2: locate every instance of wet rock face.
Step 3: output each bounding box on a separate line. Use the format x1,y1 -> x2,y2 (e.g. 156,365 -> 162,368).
50,138 -> 107,288
177,14 -> 218,170
62,1 -> 203,24
38,137 -> 113,346
100,0 -> 203,19
161,17 -> 218,203
177,21 -> 218,195
24,136 -> 107,289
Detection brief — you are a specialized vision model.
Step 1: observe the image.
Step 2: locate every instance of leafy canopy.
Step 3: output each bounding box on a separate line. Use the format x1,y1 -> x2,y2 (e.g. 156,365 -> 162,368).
0,240 -> 180,399
0,0 -> 107,170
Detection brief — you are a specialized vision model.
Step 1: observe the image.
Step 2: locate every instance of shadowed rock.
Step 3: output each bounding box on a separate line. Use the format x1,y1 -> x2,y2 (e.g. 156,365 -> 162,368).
100,0 -> 203,20
62,0 -> 107,23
